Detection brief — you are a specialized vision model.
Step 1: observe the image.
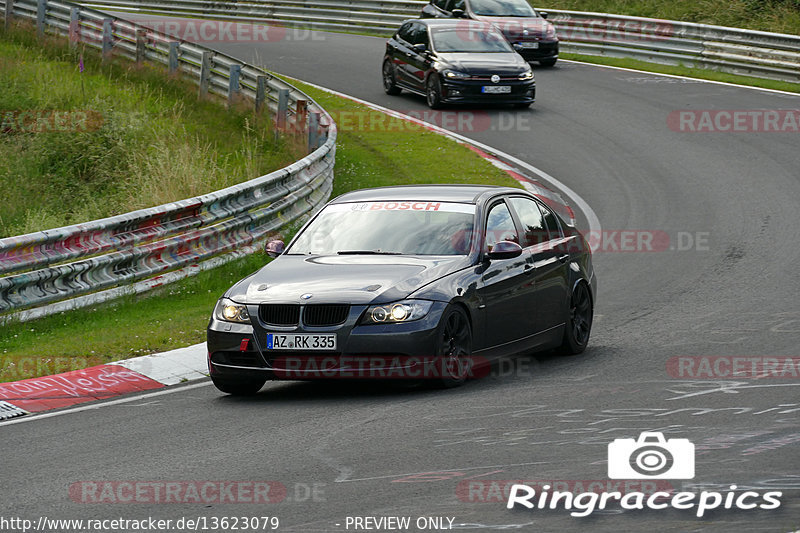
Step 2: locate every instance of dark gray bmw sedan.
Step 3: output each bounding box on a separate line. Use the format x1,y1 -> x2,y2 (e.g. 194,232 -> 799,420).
207,185 -> 595,394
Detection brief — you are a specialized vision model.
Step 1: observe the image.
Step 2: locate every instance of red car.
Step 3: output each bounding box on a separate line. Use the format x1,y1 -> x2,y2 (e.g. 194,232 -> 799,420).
421,0 -> 559,66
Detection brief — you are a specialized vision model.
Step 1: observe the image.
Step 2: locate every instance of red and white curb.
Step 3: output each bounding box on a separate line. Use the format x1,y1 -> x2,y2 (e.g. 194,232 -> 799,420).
0,343 -> 207,419
1,80 -> 601,421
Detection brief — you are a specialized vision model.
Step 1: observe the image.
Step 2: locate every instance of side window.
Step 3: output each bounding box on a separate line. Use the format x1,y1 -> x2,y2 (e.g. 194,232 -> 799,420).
410,23 -> 430,46
397,22 -> 414,43
509,197 -> 548,247
432,0 -> 448,10
446,0 -> 466,11
539,203 -> 563,240
485,202 -> 519,252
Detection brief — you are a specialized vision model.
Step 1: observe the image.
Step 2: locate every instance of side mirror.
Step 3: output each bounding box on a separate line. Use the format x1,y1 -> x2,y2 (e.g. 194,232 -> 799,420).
413,43 -> 428,53
451,8 -> 466,18
487,240 -> 523,260
265,239 -> 285,258
538,10 -> 549,19
512,43 -> 524,53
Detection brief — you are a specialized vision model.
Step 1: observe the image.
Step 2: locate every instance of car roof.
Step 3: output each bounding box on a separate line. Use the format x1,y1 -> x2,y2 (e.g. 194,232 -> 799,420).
331,184 -> 523,205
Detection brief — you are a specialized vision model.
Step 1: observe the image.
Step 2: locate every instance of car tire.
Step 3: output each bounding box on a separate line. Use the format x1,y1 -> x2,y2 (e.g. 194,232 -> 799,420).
558,282 -> 593,355
426,74 -> 443,109
382,60 -> 402,96
539,58 -> 557,67
211,376 -> 267,395
435,305 -> 472,388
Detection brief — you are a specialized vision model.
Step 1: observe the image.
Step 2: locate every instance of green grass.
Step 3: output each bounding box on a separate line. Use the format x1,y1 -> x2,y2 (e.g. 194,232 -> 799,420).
560,52 -> 800,93
541,0 -> 800,35
0,39 -> 517,382
0,23 -> 303,237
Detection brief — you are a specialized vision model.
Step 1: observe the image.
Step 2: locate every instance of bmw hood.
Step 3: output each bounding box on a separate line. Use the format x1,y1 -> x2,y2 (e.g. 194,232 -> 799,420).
437,52 -> 529,76
226,254 -> 471,305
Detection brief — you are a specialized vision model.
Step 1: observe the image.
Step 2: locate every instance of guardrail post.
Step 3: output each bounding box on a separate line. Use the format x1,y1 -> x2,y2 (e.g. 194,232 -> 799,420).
227,64 -> 241,107
168,41 -> 179,74
198,51 -> 211,98
308,111 -> 320,152
135,29 -> 146,64
276,88 -> 289,130
4,0 -> 13,31
36,0 -> 45,37
68,7 -> 79,46
102,18 -> 113,61
295,99 -> 308,133
255,75 -> 267,114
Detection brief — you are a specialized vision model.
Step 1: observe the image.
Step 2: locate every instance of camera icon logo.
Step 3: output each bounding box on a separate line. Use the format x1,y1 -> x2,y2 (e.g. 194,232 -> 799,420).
608,432 -> 695,479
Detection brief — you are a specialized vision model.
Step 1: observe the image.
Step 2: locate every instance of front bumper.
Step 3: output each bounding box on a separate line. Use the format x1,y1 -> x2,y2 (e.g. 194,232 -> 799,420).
207,301 -> 449,380
439,79 -> 535,105
516,40 -> 559,62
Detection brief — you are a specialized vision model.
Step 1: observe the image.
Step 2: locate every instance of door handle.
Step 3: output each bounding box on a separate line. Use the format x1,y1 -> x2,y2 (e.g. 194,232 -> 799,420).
557,253 -> 569,263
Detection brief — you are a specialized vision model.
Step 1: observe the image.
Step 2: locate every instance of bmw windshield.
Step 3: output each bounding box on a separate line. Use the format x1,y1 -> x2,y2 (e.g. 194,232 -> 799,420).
430,28 -> 513,53
469,0 -> 538,17
287,201 -> 475,256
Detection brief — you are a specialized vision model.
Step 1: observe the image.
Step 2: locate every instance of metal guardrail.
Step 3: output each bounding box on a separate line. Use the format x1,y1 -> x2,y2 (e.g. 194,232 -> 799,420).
0,0 -> 336,315
545,9 -> 800,83
58,0 -> 800,83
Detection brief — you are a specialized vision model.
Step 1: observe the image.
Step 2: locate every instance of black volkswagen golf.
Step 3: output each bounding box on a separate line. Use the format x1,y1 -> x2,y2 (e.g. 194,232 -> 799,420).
382,19 -> 536,108
207,185 -> 596,395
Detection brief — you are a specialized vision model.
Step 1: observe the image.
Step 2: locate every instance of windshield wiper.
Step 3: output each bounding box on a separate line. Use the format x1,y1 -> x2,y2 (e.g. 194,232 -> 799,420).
337,250 -> 403,255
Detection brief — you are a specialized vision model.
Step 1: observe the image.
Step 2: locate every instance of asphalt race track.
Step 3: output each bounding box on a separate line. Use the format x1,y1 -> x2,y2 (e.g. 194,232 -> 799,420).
2,16 -> 799,532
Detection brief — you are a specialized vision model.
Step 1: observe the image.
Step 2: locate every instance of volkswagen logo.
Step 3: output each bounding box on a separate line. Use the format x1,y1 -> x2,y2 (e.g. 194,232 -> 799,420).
491,74 -> 500,83
301,293 -> 313,300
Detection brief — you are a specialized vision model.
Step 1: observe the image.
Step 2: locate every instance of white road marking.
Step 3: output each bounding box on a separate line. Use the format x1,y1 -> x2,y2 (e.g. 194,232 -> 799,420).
561,59 -> 800,97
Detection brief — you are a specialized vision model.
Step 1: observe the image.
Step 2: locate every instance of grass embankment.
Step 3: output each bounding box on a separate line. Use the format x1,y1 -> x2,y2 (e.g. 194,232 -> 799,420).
0,29 -> 518,382
0,24 -> 303,237
542,0 -> 800,36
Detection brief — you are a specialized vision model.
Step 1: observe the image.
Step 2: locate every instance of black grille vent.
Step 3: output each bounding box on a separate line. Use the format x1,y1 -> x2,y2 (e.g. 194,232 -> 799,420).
303,304 -> 350,327
259,304 -> 300,326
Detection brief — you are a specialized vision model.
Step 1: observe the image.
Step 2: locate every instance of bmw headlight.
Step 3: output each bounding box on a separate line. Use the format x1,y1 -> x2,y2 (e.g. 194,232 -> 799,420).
519,70 -> 534,80
361,300 -> 434,324
214,297 -> 251,323
443,70 -> 470,79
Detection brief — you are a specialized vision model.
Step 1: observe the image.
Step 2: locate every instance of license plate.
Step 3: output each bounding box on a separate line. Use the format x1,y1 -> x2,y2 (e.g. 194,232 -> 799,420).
266,333 -> 337,350
482,86 -> 511,94
520,42 -> 539,49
